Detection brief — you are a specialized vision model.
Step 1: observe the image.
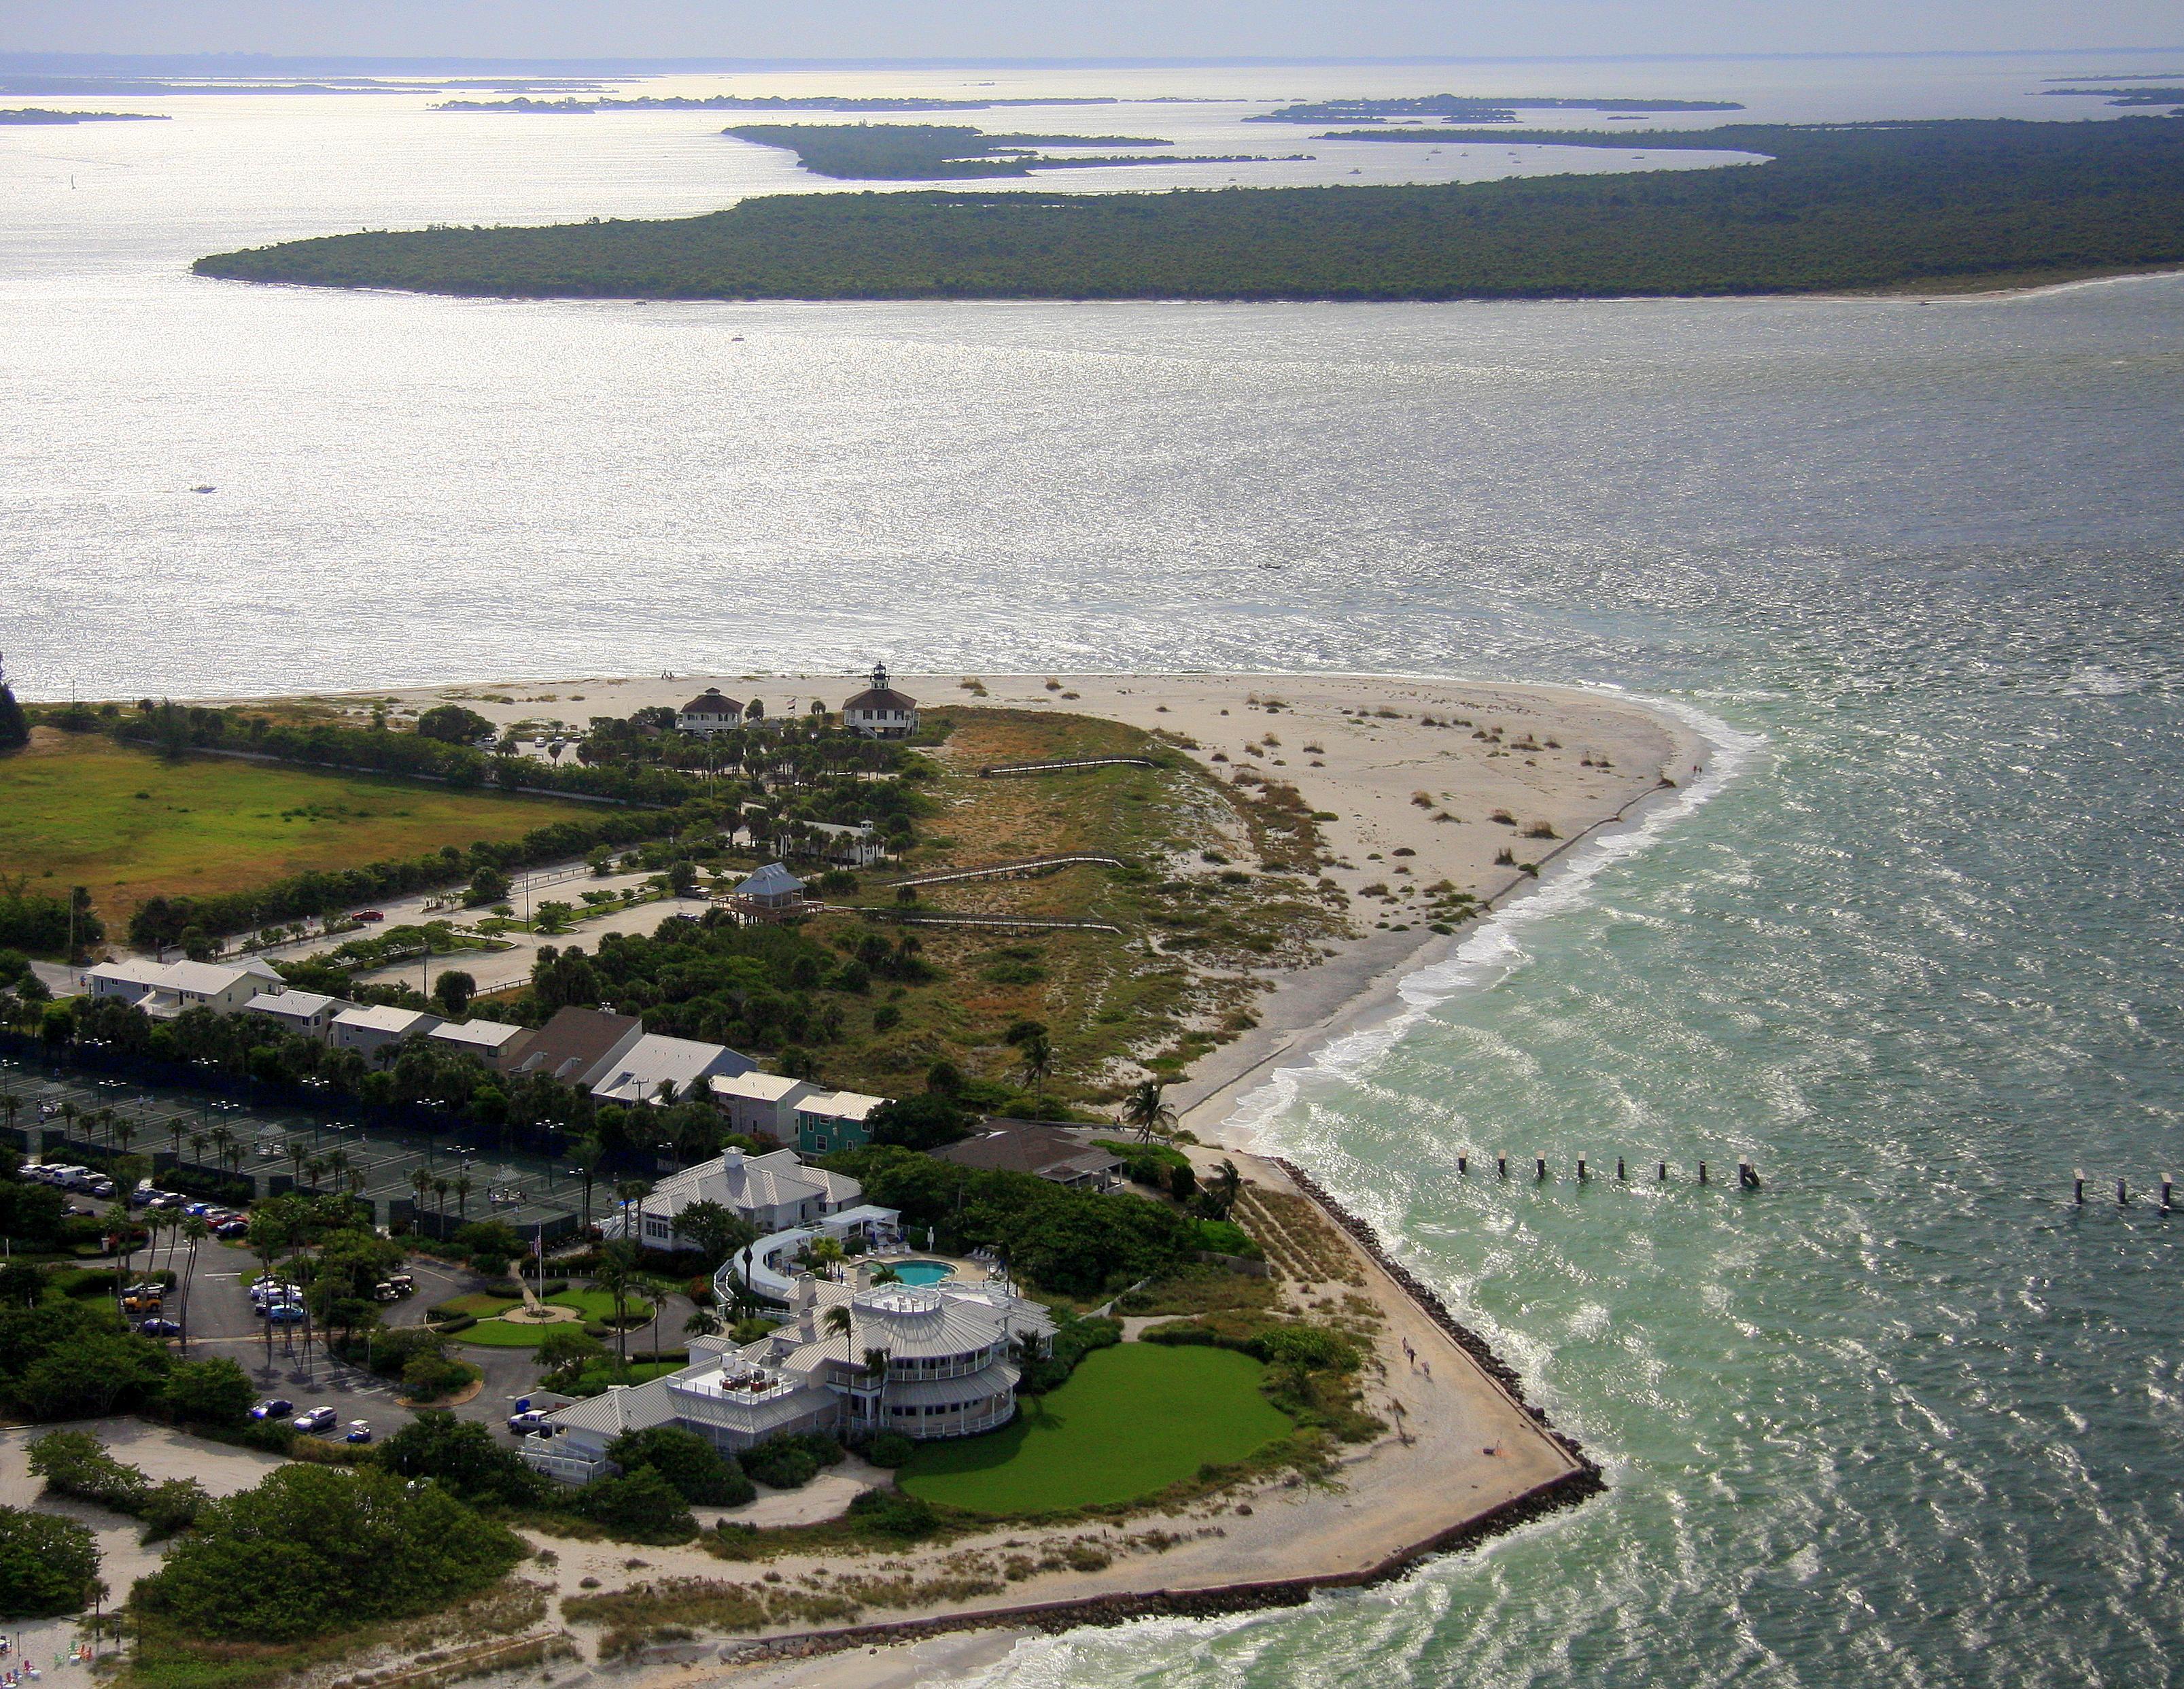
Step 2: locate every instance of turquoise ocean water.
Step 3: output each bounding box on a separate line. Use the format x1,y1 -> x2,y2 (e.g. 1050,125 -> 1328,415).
3,52 -> 2182,1685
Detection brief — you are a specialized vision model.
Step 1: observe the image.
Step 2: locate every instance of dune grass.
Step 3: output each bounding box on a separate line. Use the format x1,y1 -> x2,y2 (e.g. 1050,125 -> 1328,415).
897,1342 -> 1292,1515
0,733 -> 598,926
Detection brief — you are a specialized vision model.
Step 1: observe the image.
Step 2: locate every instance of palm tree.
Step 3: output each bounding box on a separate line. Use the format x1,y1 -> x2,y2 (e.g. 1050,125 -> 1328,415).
1210,1158 -> 1243,1217
612,1178 -> 652,1244
287,1139 -> 309,1188
822,1303 -> 854,1359
807,1235 -> 846,1281
453,1173 -> 472,1219
683,1306 -> 724,1340
189,1130 -> 209,1167
1120,1079 -> 1178,1143
593,1244 -> 640,1365
571,1134 -> 605,1235
177,1214 -> 209,1350
303,1156 -> 326,1192
409,1166 -> 431,1223
1,1092 -> 18,1138
431,1177 -> 451,1221
107,1198 -> 135,1305
1018,1032 -> 1054,1101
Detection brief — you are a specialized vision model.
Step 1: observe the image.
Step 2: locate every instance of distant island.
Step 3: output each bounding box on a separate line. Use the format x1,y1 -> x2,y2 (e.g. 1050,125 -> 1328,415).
192,118 -> 2184,303
0,107 -> 170,124
725,122 -> 1287,180
438,92 -> 1129,114
1247,93 -> 1745,124
2039,85 -> 2184,111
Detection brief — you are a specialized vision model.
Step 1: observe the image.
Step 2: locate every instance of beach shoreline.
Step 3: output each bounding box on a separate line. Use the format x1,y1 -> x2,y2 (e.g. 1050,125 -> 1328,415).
305,670 -> 1701,1134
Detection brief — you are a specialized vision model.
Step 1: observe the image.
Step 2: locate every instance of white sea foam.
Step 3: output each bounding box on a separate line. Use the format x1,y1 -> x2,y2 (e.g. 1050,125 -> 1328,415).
1219,695 -> 1766,1148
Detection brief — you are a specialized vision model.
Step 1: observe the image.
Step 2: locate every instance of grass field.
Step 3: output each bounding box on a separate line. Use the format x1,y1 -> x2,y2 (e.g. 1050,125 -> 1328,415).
0,732 -> 601,926
450,1288 -> 654,1347
810,706 -> 1343,1105
897,1342 -> 1292,1514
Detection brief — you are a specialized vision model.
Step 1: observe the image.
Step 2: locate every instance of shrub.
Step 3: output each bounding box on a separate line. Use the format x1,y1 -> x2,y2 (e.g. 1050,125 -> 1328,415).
0,1504 -> 100,1618
162,1356 -> 256,1426
864,1431 -> 914,1469
1193,1219 -> 1260,1259
605,1427 -> 755,1508
401,1353 -> 474,1402
844,1486 -> 938,1539
741,1432 -> 842,1491
27,1430 -> 151,1513
1018,1314 -> 1121,1396
380,1412 -> 548,1507
569,1465 -> 696,1544
131,1464 -> 525,1641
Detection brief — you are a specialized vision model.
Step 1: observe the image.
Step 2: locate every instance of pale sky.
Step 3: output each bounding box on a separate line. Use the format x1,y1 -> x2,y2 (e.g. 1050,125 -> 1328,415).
3,0 -> 2179,63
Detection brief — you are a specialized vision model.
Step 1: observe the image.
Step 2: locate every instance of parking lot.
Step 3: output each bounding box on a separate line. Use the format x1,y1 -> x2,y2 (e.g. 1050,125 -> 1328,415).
1,1055 -> 591,1239
1,1054 -> 690,1448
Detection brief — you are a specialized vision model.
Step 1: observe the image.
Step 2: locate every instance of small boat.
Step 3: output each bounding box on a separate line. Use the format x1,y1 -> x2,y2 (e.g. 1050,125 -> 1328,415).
191,485 -> 215,493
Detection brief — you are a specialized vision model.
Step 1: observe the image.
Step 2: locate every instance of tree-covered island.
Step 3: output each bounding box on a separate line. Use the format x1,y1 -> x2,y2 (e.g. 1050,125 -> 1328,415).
192,118 -> 2184,302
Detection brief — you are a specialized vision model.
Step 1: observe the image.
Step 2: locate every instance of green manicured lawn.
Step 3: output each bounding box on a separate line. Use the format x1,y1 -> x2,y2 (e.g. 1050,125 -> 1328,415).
450,1288 -> 651,1348
897,1342 -> 1292,1515
0,733 -> 599,927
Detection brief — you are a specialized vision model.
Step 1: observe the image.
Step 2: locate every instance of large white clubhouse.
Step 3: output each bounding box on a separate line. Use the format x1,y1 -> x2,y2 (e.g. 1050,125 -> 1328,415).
521,1264 -> 1054,1483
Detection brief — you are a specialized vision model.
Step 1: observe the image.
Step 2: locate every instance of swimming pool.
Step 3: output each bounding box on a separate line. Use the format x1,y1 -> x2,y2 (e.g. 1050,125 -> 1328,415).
889,1260 -> 955,1286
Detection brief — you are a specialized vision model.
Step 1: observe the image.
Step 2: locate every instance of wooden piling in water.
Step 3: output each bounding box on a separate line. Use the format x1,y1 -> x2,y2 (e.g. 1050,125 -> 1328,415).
1577,1157 -> 1588,1181
2074,1168 -> 2085,1205
1699,1161 -> 1709,1186
1657,1162 -> 1667,1182
1535,1155 -> 1548,1181
2162,1174 -> 2174,1213
1457,1153 -> 1468,1176
2117,1177 -> 2129,1206
1617,1157 -> 1627,1181
1497,1153 -> 1508,1179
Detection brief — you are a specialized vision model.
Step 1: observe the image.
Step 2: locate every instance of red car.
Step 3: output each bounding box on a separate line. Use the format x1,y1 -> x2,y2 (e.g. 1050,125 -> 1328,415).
353,910 -> 385,922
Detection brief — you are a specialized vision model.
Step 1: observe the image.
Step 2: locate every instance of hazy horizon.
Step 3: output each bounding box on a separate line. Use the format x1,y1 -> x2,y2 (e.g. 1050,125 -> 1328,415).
4,1 -> 2181,67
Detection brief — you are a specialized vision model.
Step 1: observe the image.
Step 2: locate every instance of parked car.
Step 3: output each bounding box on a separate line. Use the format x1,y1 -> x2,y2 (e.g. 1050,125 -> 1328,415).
343,1421 -> 373,1444
506,1410 -> 553,1435
137,1318 -> 181,1336
214,1219 -> 250,1239
249,1397 -> 294,1421
264,1304 -> 307,1325
292,1407 -> 336,1433
353,909 -> 385,923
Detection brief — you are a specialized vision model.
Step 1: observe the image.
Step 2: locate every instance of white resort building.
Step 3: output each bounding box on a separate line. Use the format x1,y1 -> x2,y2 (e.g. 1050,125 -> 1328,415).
604,1146 -> 863,1249
519,1266 -> 1055,1484
85,956 -> 285,1020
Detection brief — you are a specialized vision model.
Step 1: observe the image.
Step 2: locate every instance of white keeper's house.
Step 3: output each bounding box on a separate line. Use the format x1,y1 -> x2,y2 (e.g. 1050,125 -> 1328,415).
675,688 -> 744,735
842,664 -> 918,740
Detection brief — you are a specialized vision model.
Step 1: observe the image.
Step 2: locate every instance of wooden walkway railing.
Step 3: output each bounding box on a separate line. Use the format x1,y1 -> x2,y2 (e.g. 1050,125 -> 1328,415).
893,854 -> 1124,889
978,757 -> 1157,778
863,911 -> 1124,935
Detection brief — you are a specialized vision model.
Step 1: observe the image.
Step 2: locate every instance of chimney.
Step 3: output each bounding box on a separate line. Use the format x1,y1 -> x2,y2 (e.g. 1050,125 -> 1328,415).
723,1147 -> 744,1172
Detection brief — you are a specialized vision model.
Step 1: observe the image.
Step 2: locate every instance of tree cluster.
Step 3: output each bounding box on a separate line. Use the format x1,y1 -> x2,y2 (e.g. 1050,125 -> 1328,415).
823,1145 -> 1196,1297
194,118 -> 2184,302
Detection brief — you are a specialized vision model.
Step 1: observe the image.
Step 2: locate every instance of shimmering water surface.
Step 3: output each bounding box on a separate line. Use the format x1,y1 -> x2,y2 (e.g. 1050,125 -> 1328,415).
4,52 -> 2183,1688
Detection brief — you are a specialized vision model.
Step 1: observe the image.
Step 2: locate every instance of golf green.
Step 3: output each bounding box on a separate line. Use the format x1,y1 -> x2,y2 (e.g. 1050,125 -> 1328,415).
898,1342 -> 1292,1515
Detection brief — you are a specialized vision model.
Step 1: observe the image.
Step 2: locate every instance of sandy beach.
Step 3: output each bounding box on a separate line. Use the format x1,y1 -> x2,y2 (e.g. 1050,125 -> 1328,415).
348,669 -> 1701,1145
